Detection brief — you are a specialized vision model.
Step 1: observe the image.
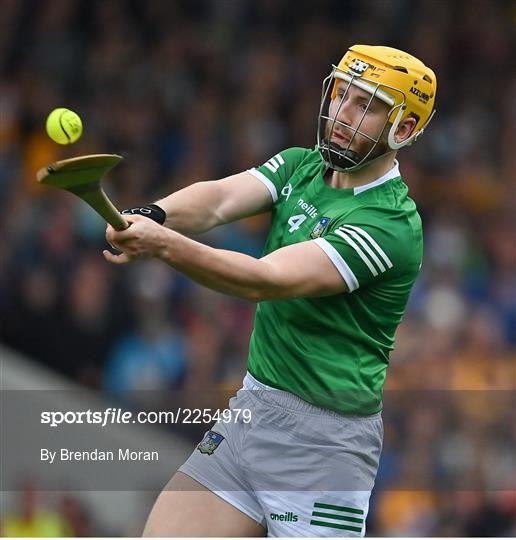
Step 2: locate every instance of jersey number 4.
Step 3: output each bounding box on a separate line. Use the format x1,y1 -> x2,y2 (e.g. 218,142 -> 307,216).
287,214 -> 307,232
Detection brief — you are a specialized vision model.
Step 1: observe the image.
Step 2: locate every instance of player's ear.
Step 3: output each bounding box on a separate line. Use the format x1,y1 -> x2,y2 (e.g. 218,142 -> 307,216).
394,115 -> 417,144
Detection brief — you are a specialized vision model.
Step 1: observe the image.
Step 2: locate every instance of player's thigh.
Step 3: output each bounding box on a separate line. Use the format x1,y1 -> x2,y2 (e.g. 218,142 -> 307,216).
143,471 -> 266,537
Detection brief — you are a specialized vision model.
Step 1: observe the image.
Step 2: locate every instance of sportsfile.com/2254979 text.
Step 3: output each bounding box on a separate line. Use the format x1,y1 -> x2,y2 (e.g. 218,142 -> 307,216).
40,408 -> 252,428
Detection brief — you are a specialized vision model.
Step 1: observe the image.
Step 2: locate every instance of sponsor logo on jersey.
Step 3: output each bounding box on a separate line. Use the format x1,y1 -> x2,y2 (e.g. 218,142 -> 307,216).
310,501 -> 364,533
310,216 -> 331,239
197,430 -> 224,455
296,197 -> 318,218
270,511 -> 299,522
281,183 -> 293,200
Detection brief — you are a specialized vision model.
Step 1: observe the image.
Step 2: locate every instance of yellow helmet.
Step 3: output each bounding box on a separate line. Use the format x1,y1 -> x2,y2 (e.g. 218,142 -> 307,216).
318,44 -> 437,171
335,45 -> 436,142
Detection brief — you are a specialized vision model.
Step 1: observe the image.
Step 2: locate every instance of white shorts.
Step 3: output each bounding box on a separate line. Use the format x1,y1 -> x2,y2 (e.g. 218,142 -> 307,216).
179,372 -> 383,537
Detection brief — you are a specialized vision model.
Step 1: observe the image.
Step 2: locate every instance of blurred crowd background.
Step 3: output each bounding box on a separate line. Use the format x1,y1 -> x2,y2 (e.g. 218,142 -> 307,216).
1,0 -> 514,536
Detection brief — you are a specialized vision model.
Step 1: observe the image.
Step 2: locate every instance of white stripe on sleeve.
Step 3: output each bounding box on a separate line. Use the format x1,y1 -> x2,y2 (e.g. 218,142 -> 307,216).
339,226 -> 386,273
247,168 -> 278,202
334,229 -> 379,277
264,158 -> 279,174
343,224 -> 393,268
312,238 -> 359,292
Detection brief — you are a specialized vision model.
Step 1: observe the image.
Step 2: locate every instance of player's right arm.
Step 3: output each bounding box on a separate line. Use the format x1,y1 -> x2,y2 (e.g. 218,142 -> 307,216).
155,171 -> 273,235
123,147 -> 309,234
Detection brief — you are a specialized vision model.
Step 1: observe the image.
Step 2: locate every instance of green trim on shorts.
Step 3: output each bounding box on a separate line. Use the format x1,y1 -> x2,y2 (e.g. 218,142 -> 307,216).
310,520 -> 362,533
312,511 -> 363,524
314,502 -> 364,514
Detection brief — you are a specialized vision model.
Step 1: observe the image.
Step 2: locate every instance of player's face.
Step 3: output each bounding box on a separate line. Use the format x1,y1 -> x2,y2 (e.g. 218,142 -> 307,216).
325,81 -> 391,159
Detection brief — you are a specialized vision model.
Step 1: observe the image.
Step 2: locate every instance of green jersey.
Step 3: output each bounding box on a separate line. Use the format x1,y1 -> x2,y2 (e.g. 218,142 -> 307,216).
246,147 -> 423,415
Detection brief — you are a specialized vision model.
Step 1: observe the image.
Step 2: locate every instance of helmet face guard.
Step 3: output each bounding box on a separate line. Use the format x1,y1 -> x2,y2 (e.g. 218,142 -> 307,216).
317,66 -> 402,172
317,46 -> 437,172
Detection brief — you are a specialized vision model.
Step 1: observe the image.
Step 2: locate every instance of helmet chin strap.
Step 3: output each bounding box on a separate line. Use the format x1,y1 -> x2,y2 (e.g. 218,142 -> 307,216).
320,140 -> 362,170
321,138 -> 397,173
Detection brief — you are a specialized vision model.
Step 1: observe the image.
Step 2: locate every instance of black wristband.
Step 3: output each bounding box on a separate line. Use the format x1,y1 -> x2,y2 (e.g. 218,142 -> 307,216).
121,204 -> 166,225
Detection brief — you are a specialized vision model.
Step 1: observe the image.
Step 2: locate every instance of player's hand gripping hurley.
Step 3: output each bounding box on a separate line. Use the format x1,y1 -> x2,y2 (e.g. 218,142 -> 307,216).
36,154 -> 128,231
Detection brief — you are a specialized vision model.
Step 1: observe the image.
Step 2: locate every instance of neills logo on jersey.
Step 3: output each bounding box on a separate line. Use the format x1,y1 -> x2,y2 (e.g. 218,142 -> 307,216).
270,512 -> 299,522
296,197 -> 318,218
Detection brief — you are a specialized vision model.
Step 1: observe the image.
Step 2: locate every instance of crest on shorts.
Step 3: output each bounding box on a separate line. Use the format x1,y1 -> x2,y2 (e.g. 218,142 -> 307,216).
310,217 -> 331,239
197,430 -> 225,455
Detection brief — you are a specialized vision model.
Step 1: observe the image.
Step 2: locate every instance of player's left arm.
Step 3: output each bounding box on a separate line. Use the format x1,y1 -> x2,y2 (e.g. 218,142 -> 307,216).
104,215 -> 347,301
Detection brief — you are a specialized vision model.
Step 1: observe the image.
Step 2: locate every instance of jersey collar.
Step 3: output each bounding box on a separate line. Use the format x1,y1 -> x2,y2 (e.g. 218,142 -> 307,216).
353,160 -> 400,195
